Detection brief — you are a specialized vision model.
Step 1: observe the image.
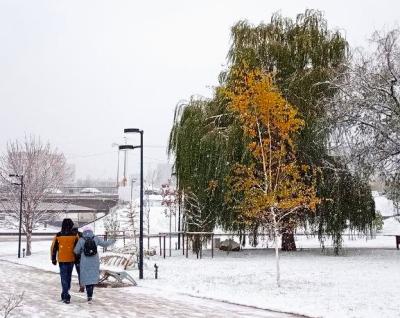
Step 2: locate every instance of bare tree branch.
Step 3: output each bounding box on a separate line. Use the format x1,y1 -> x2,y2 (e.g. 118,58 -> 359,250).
327,28 -> 400,178
1,292 -> 24,318
0,136 -> 71,255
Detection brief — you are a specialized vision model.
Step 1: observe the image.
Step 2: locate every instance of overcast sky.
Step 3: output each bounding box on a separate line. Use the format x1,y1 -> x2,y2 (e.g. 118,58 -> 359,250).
0,0 -> 399,180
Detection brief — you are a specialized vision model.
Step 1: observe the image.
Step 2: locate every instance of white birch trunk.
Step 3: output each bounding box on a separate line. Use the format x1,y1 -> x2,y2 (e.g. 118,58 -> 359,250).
272,209 -> 280,287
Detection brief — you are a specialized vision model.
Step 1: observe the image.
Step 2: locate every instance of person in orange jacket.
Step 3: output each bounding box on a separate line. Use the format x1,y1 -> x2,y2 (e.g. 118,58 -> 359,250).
51,218 -> 79,304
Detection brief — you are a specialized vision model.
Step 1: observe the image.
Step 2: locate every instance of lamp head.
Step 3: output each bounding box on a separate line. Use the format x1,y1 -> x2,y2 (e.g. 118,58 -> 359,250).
119,145 -> 135,150
124,128 -> 142,134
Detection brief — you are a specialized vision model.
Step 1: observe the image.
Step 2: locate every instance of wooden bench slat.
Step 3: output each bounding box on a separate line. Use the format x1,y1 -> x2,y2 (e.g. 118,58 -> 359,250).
99,253 -> 137,286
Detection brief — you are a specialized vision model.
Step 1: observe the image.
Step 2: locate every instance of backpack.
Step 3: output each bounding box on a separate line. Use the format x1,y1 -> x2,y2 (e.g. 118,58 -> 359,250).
83,237 -> 97,257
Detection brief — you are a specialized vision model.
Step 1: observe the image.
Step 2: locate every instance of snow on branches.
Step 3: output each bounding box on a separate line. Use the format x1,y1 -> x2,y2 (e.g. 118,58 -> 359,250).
0,136 -> 71,255
328,29 -> 400,177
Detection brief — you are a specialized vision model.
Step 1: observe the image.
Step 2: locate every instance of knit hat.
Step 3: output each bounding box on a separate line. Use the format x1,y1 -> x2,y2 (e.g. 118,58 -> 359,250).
82,225 -> 93,232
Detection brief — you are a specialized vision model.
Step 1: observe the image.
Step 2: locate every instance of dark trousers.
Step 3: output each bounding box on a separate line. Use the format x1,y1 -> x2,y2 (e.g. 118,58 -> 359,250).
75,263 -> 81,285
59,262 -> 74,301
86,284 -> 95,299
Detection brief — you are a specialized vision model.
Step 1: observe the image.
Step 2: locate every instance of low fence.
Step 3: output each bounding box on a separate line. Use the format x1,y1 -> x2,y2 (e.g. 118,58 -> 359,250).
1,232 -> 399,257
144,232 -> 400,259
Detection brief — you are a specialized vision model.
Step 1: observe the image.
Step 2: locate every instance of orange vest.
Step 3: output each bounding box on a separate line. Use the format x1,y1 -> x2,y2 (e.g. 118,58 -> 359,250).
51,232 -> 79,263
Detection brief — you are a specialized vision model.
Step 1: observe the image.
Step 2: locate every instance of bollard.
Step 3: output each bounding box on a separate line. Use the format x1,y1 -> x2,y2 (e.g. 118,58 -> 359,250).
22,248 -> 25,258
154,264 -> 158,279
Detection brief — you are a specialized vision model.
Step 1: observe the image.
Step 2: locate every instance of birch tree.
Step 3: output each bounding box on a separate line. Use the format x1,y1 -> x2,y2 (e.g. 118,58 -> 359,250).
0,136 -> 70,255
225,69 -> 319,286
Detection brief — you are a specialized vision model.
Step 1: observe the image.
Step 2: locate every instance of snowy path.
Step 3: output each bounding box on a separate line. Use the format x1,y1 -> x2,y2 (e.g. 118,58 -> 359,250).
0,260 -> 299,318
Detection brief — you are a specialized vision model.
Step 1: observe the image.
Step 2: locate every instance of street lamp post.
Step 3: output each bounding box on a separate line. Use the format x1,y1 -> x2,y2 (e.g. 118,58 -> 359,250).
9,174 -> 23,258
120,127 -> 144,280
111,143 -> 121,188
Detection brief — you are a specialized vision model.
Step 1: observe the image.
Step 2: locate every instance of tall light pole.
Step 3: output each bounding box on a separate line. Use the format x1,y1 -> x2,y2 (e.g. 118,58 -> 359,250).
120,127 -> 144,279
9,174 -> 23,258
111,143 -> 121,188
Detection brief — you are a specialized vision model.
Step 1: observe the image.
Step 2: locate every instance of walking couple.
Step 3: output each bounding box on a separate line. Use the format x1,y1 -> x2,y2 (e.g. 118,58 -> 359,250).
50,218 -> 115,304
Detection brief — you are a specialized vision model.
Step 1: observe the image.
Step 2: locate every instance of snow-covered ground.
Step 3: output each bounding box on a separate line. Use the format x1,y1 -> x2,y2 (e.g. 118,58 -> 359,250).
1,235 -> 400,318
142,247 -> 400,318
0,257 -> 290,318
1,193 -> 400,317
0,223 -> 59,233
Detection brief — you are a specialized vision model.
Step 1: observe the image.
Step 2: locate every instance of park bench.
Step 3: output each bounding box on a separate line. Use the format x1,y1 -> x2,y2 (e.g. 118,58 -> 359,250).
396,235 -> 400,250
99,252 -> 137,286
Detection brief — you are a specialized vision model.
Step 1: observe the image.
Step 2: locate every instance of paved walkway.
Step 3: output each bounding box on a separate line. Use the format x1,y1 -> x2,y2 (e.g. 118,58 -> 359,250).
0,260 -> 301,318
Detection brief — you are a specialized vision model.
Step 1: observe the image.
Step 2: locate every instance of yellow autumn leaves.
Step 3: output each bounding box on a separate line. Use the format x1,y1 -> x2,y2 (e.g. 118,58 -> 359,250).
224,68 -> 319,224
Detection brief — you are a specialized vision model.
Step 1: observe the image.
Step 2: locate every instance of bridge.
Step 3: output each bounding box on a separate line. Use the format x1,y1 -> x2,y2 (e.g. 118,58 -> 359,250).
44,194 -> 118,212
0,187 -> 119,227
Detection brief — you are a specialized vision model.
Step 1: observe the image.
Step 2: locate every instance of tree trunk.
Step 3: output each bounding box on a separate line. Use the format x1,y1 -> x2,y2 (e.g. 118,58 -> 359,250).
274,234 -> 280,287
26,231 -> 32,256
272,213 -> 280,287
192,235 -> 201,255
251,224 -> 258,247
174,212 -> 177,232
241,232 -> 246,246
281,232 -> 296,251
147,223 -> 150,250
281,224 -> 296,251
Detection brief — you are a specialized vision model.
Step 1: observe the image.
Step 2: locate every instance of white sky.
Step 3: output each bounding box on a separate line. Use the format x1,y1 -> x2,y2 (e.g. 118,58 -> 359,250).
0,0 -> 399,180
